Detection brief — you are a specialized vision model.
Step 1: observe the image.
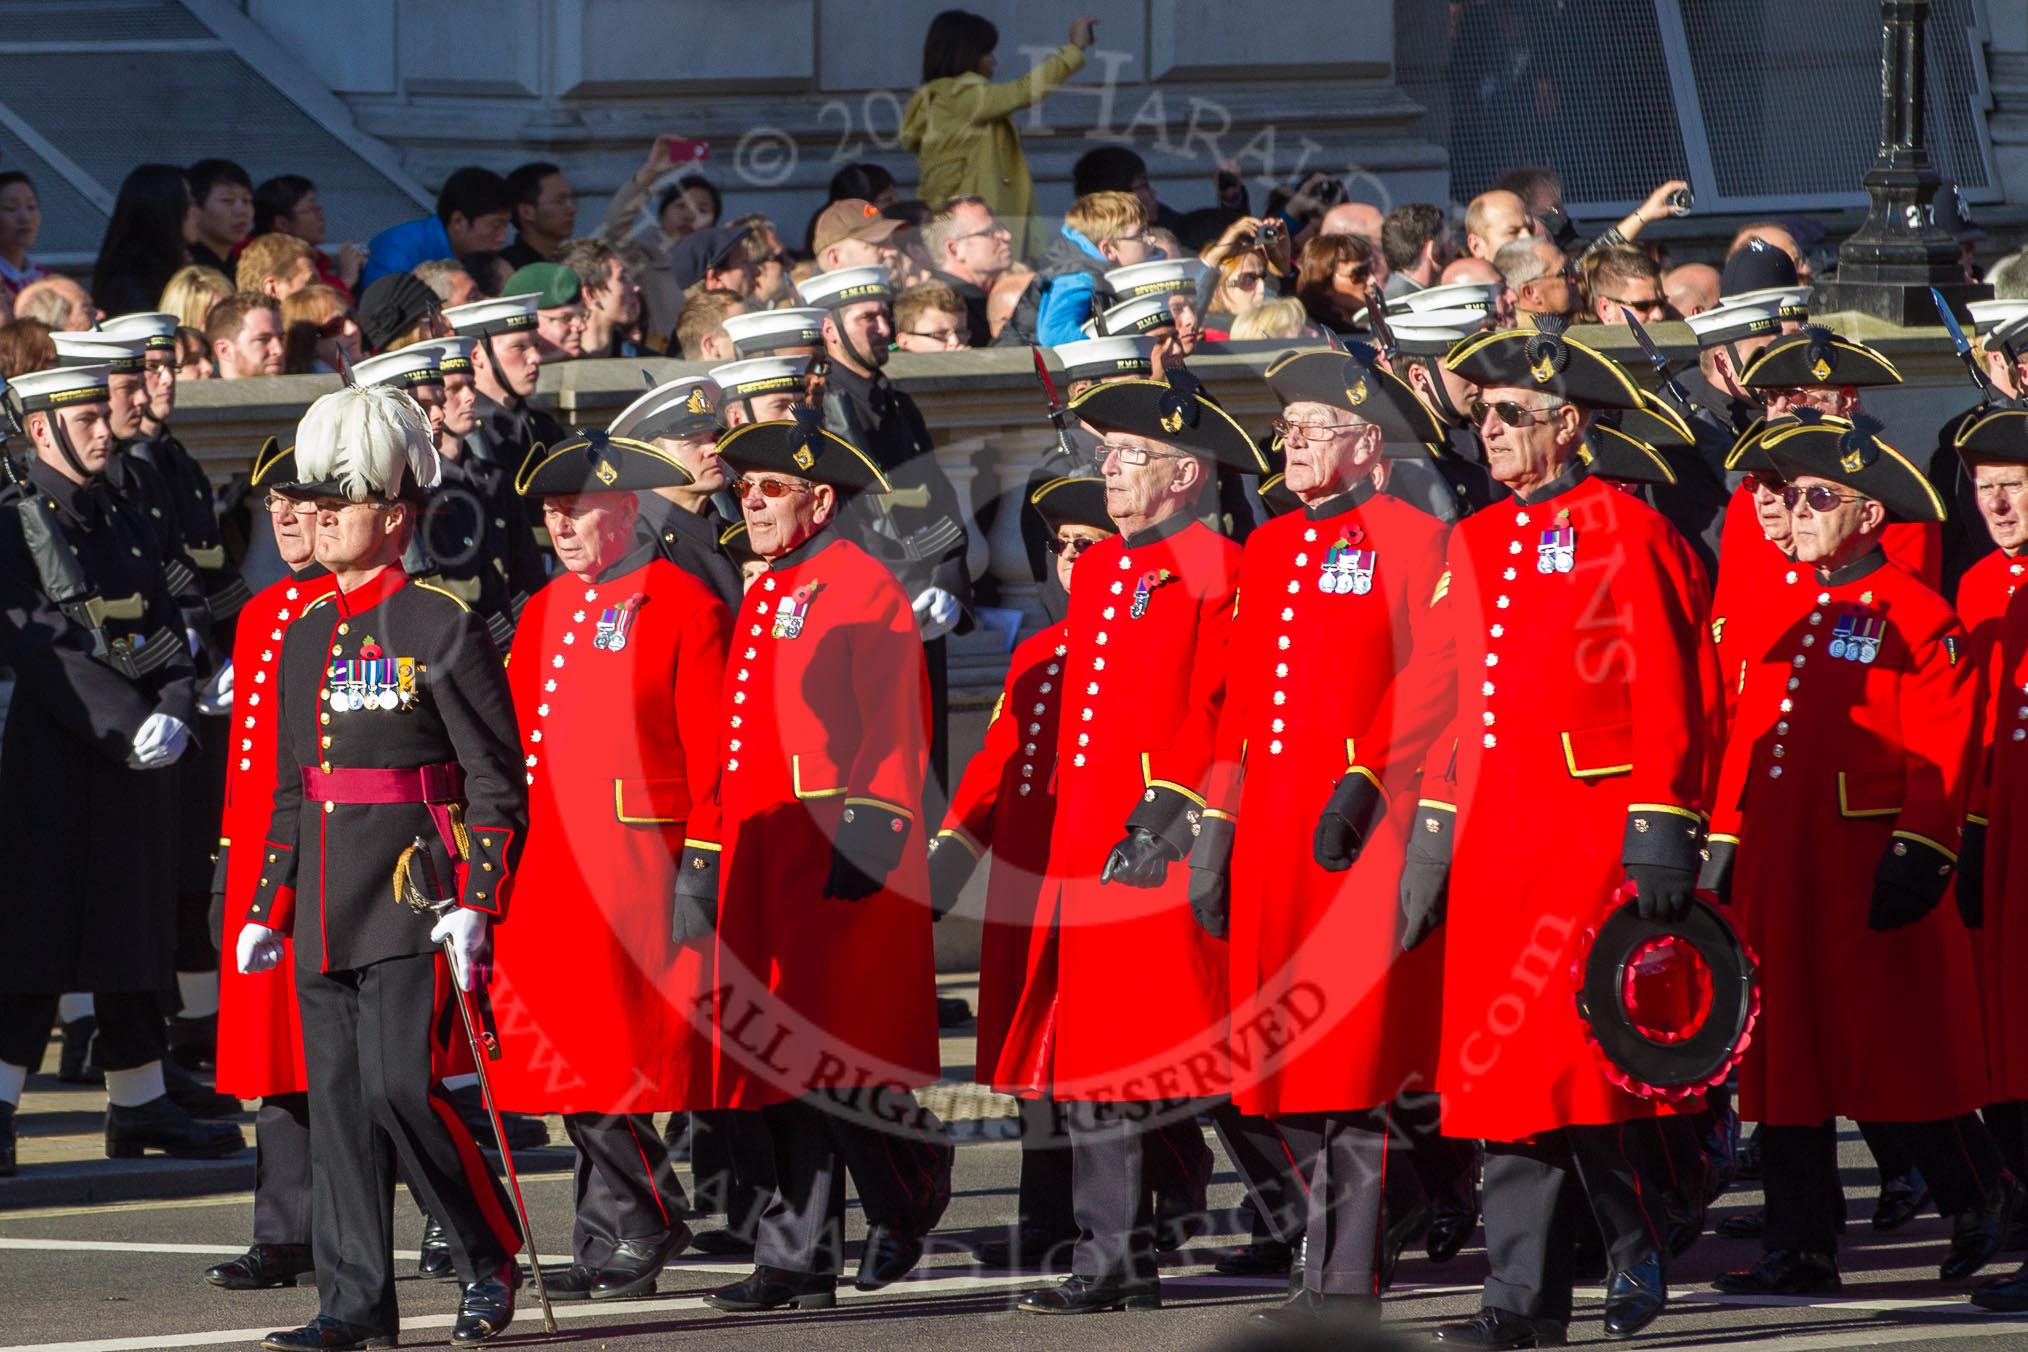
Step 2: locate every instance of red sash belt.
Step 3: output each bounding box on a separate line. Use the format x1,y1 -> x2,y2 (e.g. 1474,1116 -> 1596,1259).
301,763 -> 467,868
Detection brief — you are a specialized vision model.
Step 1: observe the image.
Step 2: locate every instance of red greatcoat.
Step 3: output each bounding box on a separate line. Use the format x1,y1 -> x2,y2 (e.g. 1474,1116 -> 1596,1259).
1714,551 -> 1988,1125
1346,469 -> 1716,1141
214,570 -> 339,1099
1969,571 -> 2028,1098
710,531 -> 941,1109
1017,515 -> 1239,1103
1206,488 -> 1451,1116
489,553 -> 730,1114
933,623 -> 1068,1095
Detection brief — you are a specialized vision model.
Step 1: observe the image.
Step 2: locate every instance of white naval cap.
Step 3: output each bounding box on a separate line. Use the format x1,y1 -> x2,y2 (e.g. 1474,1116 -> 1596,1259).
1104,257 -> 1206,301
723,307 -> 827,358
610,377 -> 723,440
350,345 -> 444,391
443,292 -> 541,337
796,265 -> 891,310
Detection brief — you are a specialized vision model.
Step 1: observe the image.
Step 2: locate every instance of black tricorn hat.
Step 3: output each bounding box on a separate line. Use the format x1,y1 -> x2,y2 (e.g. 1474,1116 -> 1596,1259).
1581,424 -> 1677,487
1955,406 -> 2028,468
719,520 -> 761,568
1264,346 -> 1445,447
714,410 -> 891,496
1574,892 -> 1760,1100
1761,414 -> 1946,523
1068,368 -> 1269,474
1444,329 -> 1645,410
1255,470 -> 1302,518
1029,474 -> 1116,537
514,430 -> 694,496
1722,413 -> 1782,475
1593,389 -> 1695,454
249,435 -> 302,491
1738,325 -> 1902,390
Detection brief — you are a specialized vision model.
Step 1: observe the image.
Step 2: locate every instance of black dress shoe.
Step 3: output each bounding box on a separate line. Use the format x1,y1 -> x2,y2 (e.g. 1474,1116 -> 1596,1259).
1428,1189 -> 1480,1264
1015,1273 -> 1161,1314
58,1016 -> 102,1084
446,1083 -> 548,1150
688,1227 -> 755,1257
1250,1288 -> 1377,1325
1431,1306 -> 1567,1347
0,1102 -> 15,1178
592,1225 -> 690,1300
416,1214 -> 454,1279
1944,1175 -> 2020,1281
170,1012 -> 218,1071
1974,1261 -> 2028,1311
1713,1248 -> 1840,1295
450,1262 -> 518,1346
974,1226 -> 1077,1270
260,1314 -> 397,1350
164,1058 -> 243,1119
1715,1209 -> 1763,1239
702,1266 -> 838,1312
855,1223 -> 924,1291
539,1264 -> 598,1300
1873,1169 -> 1930,1231
206,1243 -> 316,1289
936,996 -> 975,1029
1601,1252 -> 1666,1339
1213,1238 -> 1293,1276
106,1095 -> 244,1159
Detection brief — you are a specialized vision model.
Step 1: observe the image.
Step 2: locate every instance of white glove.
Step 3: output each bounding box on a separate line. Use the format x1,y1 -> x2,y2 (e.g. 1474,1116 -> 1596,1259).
911,586 -> 961,641
197,661 -> 235,715
235,923 -> 285,974
429,906 -> 492,992
132,712 -> 191,768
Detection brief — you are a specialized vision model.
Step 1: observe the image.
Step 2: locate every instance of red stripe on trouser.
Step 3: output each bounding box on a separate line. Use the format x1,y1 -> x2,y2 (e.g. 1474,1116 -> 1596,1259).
625,1116 -> 672,1229
1614,1123 -> 1660,1245
427,960 -> 521,1259
1276,1123 -> 1312,1200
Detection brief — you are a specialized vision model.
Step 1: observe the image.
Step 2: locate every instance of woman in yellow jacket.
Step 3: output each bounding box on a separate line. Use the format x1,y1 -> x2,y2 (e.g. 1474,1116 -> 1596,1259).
900,12 -> 1097,261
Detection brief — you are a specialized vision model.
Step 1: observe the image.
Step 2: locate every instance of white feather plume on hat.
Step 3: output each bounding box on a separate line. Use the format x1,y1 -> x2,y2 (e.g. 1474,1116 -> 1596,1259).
293,384 -> 442,501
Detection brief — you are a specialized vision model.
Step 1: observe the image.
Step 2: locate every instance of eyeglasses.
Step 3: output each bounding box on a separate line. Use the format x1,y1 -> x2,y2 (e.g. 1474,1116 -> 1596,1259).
1106,231 -> 1146,246
1228,270 -> 1265,292
1271,417 -> 1361,442
1090,440 -> 1187,470
733,475 -> 811,499
952,222 -> 1011,242
1468,399 -> 1561,429
903,326 -> 970,347
1601,293 -> 1666,311
1782,485 -> 1865,511
262,491 -> 310,514
1046,534 -> 1101,557
308,496 -> 395,515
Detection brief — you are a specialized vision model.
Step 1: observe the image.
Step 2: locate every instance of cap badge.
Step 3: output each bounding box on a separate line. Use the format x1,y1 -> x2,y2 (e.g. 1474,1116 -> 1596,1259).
594,455 -> 619,486
1346,378 -> 1369,406
1524,333 -> 1568,385
1810,356 -> 1833,383
792,444 -> 816,470
686,388 -> 712,414
1159,406 -> 1185,434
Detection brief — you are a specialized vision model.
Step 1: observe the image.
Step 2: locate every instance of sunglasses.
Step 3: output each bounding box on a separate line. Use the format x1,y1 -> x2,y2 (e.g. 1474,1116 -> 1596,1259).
316,312 -> 357,340
1782,485 -> 1864,511
1469,399 -> 1560,428
733,475 -> 811,499
1046,535 -> 1101,557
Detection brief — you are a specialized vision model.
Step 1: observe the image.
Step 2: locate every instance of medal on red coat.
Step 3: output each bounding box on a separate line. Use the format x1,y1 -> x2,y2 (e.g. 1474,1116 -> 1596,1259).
593,594 -> 646,651
1129,568 -> 1175,619
1318,535 -> 1376,595
1537,527 -> 1576,574
772,581 -> 823,639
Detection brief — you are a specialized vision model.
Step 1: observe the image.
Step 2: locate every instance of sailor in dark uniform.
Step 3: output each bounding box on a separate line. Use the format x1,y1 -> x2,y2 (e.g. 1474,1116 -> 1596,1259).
802,265 -> 974,790
609,376 -> 743,609
0,363 -> 243,1175
1389,309 -> 1504,518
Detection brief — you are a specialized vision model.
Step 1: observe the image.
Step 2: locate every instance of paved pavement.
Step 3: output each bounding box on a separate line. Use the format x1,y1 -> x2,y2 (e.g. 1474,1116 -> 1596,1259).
6,983 -> 2028,1350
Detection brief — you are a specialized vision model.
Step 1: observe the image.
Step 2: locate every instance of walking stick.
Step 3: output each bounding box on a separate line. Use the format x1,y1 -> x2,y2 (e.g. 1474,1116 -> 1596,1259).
401,838 -> 559,1335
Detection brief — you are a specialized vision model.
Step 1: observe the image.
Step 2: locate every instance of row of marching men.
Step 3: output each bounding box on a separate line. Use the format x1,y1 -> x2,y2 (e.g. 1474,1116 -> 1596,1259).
52,249 -> 2028,1349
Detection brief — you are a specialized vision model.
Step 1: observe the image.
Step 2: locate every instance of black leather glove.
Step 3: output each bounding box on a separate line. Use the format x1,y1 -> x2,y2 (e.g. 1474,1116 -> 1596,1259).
670,847 -> 720,944
1185,814 -> 1235,939
926,837 -> 974,921
1697,837 -> 1736,909
1626,862 -> 1696,923
1868,835 -> 1952,932
1101,827 -> 1181,889
822,802 -> 912,902
1957,821 -> 1987,929
1398,803 -> 1454,952
1315,772 -> 1383,872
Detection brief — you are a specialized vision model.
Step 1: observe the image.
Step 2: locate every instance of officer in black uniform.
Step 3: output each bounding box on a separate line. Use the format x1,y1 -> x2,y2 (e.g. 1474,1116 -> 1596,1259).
238,383 -> 527,1351
609,376 -> 743,609
0,363 -> 244,1174
442,293 -> 554,642
1386,308 -> 1505,520
801,264 -> 974,791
